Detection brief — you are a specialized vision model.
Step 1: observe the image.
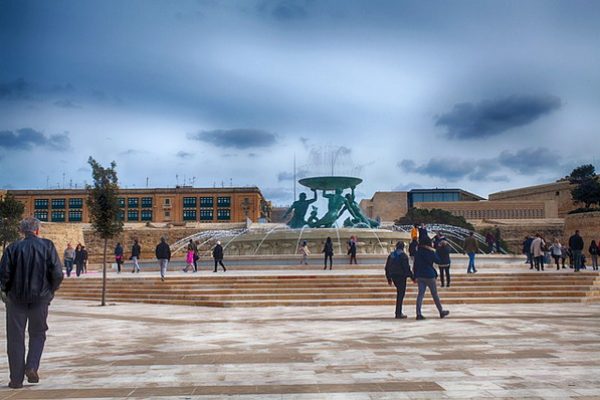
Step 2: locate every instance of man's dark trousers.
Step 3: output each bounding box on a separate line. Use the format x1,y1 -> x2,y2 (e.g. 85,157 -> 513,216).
6,301 -> 49,385
392,278 -> 407,317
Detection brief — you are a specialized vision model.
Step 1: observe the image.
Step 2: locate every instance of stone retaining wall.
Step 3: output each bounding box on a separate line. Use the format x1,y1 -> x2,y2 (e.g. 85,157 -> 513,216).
473,220 -> 564,254
564,211 -> 600,257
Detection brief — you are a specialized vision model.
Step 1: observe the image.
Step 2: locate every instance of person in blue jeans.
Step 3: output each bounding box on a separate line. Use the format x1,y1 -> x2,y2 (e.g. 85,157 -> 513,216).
412,234 -> 450,321
463,231 -> 478,273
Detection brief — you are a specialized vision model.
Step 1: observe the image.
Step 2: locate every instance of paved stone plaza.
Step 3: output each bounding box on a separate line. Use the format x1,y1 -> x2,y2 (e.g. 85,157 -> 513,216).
0,296 -> 599,399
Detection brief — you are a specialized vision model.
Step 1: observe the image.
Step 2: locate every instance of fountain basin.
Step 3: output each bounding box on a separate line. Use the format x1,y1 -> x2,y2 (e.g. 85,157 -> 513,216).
221,227 -> 410,256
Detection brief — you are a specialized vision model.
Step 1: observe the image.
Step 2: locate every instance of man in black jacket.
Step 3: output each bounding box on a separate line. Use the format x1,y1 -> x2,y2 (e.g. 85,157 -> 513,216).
212,241 -> 226,272
0,217 -> 63,389
385,241 -> 413,319
568,230 -> 585,272
155,237 -> 171,281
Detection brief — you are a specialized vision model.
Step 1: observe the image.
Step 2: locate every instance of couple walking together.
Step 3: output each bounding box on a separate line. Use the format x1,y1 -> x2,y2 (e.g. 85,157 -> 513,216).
385,234 -> 450,320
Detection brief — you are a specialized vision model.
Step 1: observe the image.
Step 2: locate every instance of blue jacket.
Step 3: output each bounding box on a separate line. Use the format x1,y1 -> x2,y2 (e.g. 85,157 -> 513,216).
413,245 -> 440,279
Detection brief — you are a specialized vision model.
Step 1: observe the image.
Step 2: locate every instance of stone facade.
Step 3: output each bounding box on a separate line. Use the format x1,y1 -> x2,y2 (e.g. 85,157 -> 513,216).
564,211 -> 600,257
415,200 -> 558,219
489,180 -> 575,217
9,186 -> 268,225
359,192 -> 408,223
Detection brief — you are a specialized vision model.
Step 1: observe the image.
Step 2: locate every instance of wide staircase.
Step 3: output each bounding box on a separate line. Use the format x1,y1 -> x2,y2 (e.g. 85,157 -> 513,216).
57,271 -> 600,307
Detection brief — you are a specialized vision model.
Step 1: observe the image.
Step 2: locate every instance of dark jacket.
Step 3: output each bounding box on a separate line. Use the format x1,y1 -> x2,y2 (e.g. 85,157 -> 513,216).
408,239 -> 418,257
463,236 -> 479,253
212,244 -> 224,260
568,234 -> 584,251
0,233 -> 64,304
523,237 -> 533,254
74,248 -> 86,264
114,244 -> 123,257
155,241 -> 171,260
131,243 -> 141,258
589,243 -> 598,255
347,240 -> 356,256
385,250 -> 413,281
413,245 -> 440,279
323,241 -> 334,256
436,244 -> 451,266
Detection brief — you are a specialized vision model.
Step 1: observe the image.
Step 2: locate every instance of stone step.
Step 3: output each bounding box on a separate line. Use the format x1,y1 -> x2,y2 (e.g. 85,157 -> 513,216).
58,290 -> 587,302
55,271 -> 600,307
58,286 -> 589,296
55,295 -> 583,307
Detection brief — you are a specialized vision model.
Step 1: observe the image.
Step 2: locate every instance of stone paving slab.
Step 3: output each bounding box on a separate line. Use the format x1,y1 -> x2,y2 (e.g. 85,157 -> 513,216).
0,299 -> 599,399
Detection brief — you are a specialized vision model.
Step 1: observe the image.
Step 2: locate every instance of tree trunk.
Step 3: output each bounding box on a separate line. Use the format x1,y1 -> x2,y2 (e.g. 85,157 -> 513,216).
101,238 -> 107,306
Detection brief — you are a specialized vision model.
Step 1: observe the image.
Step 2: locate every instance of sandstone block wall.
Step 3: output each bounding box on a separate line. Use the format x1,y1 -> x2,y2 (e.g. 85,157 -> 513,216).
39,223 -> 86,256
564,211 -> 600,257
473,220 -> 565,254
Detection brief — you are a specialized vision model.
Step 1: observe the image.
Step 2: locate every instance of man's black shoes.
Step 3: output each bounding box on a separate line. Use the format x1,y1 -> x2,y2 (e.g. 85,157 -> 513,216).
25,368 -> 39,383
8,381 -> 23,389
440,310 -> 450,319
416,315 -> 426,321
395,314 -> 407,319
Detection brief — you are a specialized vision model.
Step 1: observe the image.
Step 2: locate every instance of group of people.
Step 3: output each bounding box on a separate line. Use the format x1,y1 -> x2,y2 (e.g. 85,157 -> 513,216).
62,243 -> 88,277
385,226 -> 450,320
297,235 -> 359,269
522,230 -> 599,271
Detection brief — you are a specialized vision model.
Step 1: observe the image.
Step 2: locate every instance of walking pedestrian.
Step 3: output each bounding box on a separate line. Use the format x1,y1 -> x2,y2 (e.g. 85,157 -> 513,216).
413,234 -> 450,320
568,230 -> 584,272
485,232 -> 495,254
155,237 -> 171,281
436,240 -> 451,287
74,244 -> 86,277
589,240 -> 598,271
131,239 -> 141,273
63,243 -> 74,277
463,232 -> 478,273
114,243 -> 124,273
81,246 -> 88,274
212,241 -> 226,272
182,244 -> 195,273
550,238 -> 563,271
408,237 -> 418,264
410,224 -> 419,242
385,241 -> 413,319
0,217 -> 64,389
322,237 -> 334,270
347,236 -> 357,265
188,239 -> 199,272
299,240 -> 310,265
560,245 -> 569,269
523,236 -> 534,269
530,234 -> 545,271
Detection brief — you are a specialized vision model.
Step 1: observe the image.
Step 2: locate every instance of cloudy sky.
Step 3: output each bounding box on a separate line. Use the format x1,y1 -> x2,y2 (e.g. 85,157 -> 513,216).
1,0 -> 599,205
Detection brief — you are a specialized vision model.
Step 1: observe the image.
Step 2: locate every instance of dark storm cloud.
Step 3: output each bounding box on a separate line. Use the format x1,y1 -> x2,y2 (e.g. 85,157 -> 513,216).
0,128 -> 70,151
400,146 -> 562,182
54,99 -> 81,109
399,158 -> 507,182
435,95 -> 562,139
0,78 -> 30,100
189,129 -> 278,149
0,78 -> 75,102
256,0 -> 311,21
176,151 -> 193,159
498,147 -> 561,174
